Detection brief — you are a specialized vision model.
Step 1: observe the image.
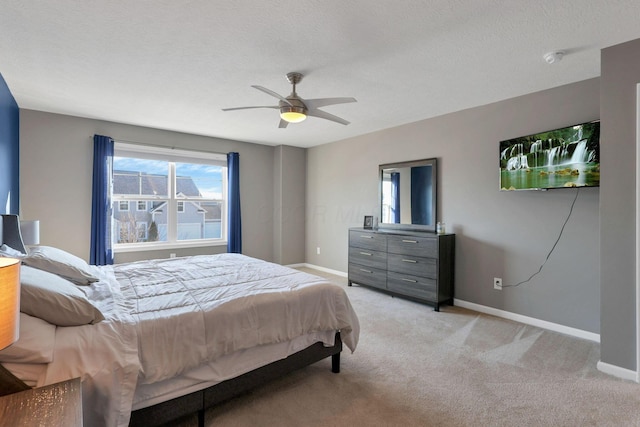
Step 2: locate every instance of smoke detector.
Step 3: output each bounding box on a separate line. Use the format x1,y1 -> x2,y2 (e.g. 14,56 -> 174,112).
543,51 -> 565,64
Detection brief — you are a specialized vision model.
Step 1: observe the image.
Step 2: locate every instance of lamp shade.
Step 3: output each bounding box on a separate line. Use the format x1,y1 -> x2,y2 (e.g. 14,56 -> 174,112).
0,258 -> 20,350
20,220 -> 40,246
279,106 -> 307,123
280,111 -> 306,123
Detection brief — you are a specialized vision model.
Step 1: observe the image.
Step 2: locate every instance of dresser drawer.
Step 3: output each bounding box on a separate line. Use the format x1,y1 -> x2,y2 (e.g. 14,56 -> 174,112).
349,230 -> 386,251
387,271 -> 437,301
387,234 -> 437,258
348,263 -> 387,290
349,247 -> 387,270
387,253 -> 436,278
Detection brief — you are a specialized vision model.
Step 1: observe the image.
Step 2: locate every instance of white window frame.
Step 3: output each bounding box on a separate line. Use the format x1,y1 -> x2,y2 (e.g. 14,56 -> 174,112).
113,143 -> 228,252
119,200 -> 129,211
137,200 -> 147,211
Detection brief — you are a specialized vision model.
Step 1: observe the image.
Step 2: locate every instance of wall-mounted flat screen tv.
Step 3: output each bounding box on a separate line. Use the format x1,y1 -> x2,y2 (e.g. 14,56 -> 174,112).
499,120 -> 600,191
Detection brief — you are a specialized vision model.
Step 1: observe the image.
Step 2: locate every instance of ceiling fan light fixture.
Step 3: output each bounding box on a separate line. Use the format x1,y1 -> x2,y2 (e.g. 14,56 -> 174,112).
280,107 -> 307,123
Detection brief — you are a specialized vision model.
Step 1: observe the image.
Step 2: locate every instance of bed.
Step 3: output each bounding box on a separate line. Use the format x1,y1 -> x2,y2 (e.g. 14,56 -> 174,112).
0,214 -> 360,427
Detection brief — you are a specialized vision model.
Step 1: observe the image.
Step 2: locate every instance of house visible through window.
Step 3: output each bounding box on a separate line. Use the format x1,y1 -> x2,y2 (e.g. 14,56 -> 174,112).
112,143 -> 227,250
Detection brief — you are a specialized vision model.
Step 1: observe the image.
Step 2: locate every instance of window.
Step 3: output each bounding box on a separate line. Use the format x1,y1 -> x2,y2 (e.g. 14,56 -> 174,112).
112,143 -> 227,251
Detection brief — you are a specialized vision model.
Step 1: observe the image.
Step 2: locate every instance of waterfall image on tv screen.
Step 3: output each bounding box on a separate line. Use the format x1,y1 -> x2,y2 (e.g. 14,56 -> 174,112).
499,120 -> 600,191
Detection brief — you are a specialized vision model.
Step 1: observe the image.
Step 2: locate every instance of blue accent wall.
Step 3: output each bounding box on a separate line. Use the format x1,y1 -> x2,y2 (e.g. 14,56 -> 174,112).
0,72 -> 19,214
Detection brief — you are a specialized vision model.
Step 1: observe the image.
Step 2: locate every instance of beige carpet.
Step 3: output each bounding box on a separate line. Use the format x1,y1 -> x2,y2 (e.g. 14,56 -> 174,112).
169,268 -> 640,427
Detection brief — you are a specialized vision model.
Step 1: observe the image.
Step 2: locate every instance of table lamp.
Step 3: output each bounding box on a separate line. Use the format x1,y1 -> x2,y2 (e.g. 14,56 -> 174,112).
19,220 -> 40,247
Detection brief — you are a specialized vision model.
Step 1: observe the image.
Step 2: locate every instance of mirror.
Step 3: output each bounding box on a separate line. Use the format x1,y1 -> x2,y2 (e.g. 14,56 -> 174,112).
379,158 -> 437,232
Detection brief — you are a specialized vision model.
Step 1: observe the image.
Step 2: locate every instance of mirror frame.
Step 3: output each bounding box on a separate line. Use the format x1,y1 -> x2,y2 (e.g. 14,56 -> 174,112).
378,158 -> 438,232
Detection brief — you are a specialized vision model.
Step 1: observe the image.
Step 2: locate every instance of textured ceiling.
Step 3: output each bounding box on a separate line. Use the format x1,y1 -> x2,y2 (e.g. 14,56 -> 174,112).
1,1 -> 639,148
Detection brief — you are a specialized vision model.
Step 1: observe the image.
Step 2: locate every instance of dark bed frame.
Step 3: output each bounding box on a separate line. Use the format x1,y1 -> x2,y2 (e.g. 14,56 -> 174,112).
0,214 -> 344,427
129,333 -> 342,427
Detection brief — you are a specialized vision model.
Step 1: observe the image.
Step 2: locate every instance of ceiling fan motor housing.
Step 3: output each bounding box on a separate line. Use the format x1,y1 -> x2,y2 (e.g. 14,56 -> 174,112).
279,98 -> 307,123
280,97 -> 307,115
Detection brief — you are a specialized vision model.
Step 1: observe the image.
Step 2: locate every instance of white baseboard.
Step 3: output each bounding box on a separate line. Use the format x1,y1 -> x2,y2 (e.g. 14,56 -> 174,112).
454,299 -> 601,343
285,263 -> 307,269
596,360 -> 638,382
296,263 -> 348,278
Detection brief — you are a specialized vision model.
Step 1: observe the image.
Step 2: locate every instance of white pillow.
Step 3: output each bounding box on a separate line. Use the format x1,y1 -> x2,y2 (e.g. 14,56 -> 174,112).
20,265 -> 105,326
0,313 -> 56,363
23,245 -> 99,285
0,244 -> 27,258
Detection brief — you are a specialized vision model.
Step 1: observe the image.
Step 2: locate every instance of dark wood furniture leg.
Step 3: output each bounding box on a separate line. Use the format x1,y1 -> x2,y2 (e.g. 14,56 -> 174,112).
332,352 -> 340,373
0,364 -> 30,397
197,408 -> 205,427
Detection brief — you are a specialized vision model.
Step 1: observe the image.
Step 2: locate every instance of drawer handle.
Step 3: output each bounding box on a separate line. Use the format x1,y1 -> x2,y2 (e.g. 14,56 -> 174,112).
360,235 -> 373,239
402,239 -> 418,243
402,259 -> 417,263
359,268 -> 373,274
402,278 -> 418,283
360,252 -> 372,256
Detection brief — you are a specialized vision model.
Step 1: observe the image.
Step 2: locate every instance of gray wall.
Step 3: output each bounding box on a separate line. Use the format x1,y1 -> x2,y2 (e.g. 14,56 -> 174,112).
18,109 -> 304,264
307,78 -> 601,334
600,38 -> 640,371
273,145 -> 306,265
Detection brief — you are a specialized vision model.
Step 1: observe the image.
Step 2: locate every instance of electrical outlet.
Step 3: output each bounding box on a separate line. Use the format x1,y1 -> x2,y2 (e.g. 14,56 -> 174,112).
494,277 -> 502,290
316,247 -> 321,255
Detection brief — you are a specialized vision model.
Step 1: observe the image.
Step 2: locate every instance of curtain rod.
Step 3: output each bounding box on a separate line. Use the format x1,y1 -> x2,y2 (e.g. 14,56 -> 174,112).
90,135 -> 228,156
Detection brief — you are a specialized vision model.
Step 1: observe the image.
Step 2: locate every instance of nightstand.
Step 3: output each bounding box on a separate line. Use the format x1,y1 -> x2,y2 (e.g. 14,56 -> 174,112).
0,377 -> 82,426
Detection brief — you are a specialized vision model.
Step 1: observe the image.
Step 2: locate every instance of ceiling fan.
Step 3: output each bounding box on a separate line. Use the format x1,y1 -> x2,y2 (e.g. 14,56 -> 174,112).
222,72 -> 356,128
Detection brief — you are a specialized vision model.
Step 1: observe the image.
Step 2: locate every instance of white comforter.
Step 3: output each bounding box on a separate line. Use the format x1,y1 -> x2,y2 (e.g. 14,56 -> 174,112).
40,254 -> 360,427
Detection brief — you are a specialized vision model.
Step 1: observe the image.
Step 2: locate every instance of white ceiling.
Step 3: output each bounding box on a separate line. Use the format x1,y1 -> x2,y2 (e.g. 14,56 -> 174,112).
1,1 -> 639,148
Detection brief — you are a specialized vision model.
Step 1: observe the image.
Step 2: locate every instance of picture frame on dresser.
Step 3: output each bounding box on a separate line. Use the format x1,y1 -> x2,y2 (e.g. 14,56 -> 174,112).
363,215 -> 374,229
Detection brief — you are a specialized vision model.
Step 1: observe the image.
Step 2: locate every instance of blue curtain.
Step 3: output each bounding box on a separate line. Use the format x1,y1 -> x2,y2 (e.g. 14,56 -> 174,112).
411,166 -> 432,225
90,135 -> 114,265
390,172 -> 401,223
227,152 -> 242,253
0,72 -> 20,215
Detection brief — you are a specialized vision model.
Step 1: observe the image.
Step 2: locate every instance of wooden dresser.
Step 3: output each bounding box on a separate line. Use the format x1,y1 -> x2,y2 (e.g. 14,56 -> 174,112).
348,228 -> 455,311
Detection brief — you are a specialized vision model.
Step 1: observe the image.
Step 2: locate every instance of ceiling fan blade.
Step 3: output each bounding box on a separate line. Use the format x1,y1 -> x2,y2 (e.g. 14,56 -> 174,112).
304,97 -> 357,110
251,85 -> 292,106
278,119 -> 289,129
306,109 -> 350,125
222,106 -> 279,111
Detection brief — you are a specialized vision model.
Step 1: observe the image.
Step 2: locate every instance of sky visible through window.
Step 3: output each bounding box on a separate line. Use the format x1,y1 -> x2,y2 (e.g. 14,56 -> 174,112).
114,157 -> 223,199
